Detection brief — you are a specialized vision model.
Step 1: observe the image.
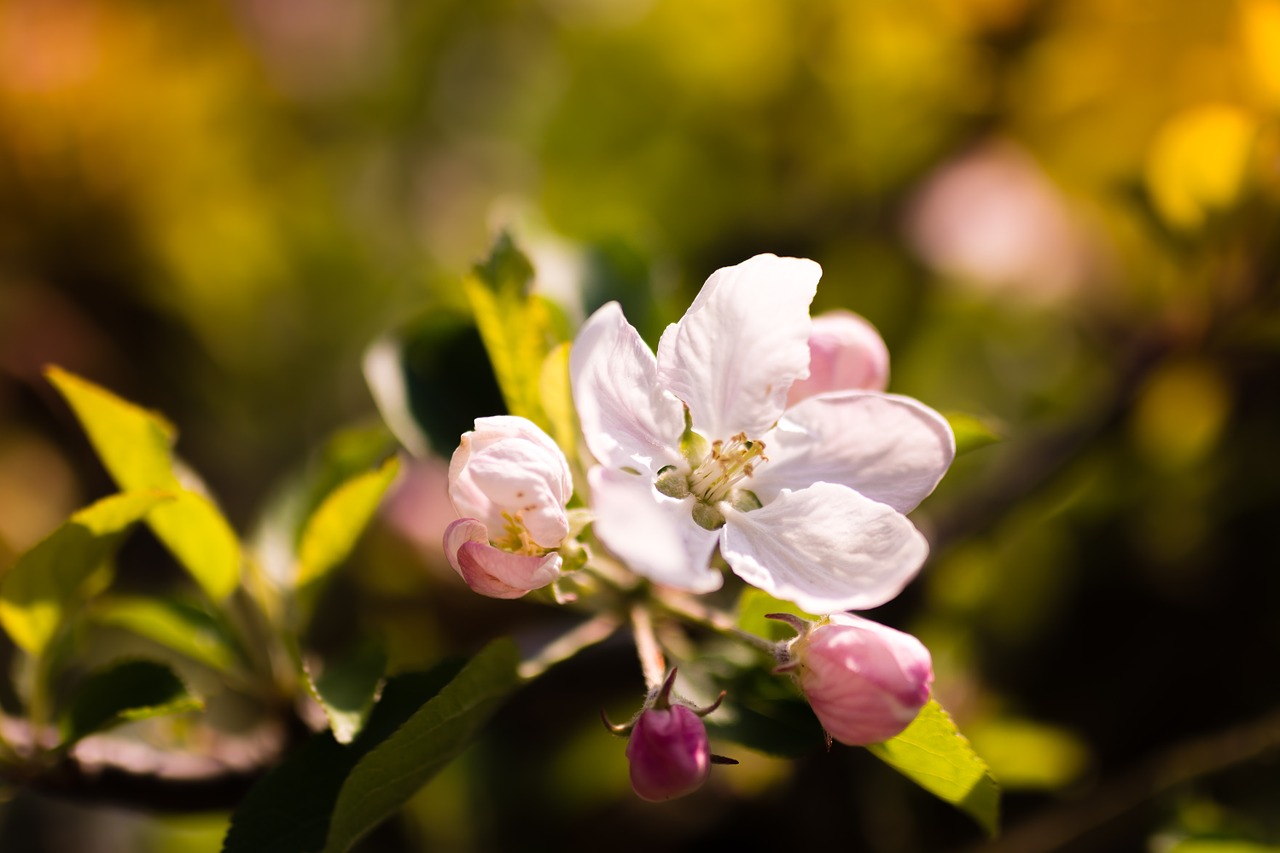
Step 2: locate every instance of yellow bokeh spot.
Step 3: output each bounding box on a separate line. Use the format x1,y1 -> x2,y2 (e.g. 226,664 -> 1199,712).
1130,360 -> 1231,468
1144,104 -> 1257,230
1241,0 -> 1280,108
965,717 -> 1089,790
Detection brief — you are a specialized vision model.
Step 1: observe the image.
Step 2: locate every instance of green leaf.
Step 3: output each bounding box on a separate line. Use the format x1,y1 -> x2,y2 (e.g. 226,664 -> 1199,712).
867,700 -> 1000,836
736,587 -> 816,643
148,490 -> 241,601
463,233 -> 567,430
223,658 -> 472,853
46,367 -> 241,600
703,666 -> 825,759
60,659 -> 202,747
363,312 -> 506,458
297,456 -> 400,588
45,366 -> 179,491
323,639 -> 521,853
92,595 -> 241,674
0,492 -> 170,656
945,411 -> 1003,457
305,644 -> 388,745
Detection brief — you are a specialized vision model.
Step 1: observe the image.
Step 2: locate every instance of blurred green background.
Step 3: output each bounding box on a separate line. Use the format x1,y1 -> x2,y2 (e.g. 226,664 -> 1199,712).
2,0 -> 1280,850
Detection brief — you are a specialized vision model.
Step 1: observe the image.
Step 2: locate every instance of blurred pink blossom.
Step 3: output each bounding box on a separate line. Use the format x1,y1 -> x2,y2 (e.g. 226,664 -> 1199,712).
905,140 -> 1097,302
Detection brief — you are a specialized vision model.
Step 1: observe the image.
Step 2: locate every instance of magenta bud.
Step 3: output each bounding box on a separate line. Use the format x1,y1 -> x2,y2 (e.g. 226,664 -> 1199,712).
625,704 -> 711,802
793,613 -> 933,746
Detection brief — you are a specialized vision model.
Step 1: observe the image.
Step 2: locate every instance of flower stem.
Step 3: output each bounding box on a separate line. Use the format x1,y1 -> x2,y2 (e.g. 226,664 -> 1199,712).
630,604 -> 666,691
654,590 -> 779,656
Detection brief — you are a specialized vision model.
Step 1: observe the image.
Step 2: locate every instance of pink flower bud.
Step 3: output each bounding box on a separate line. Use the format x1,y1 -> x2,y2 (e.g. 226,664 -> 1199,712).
626,704 -> 711,802
786,310 -> 890,406
443,518 -> 561,599
792,613 -> 932,746
444,416 -> 573,598
448,416 -> 573,551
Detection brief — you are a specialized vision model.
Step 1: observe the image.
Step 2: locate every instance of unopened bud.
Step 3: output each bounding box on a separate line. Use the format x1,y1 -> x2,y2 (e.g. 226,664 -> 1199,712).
626,704 -> 711,802
786,613 -> 932,746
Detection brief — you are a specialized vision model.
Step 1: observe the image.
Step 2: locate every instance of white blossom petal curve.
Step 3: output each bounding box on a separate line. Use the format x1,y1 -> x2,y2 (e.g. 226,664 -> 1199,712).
588,467 -> 722,593
753,392 -> 955,513
656,254 -> 820,439
571,302 -> 685,473
719,482 -> 928,613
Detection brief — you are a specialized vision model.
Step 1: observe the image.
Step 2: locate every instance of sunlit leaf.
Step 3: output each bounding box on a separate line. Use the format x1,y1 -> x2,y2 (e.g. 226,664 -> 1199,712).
92,596 -> 241,674
323,639 -> 521,853
45,366 -> 178,491
148,490 -> 241,601
305,644 -> 388,745
463,233 -> 568,431
60,659 -> 202,747
867,700 -> 1000,836
539,342 -> 577,462
46,367 -> 241,600
0,492 -> 170,656
944,411 -> 1003,457
297,456 -> 400,587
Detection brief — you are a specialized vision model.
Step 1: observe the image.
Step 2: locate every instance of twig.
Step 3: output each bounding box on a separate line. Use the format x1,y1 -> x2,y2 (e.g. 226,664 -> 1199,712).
630,605 -> 666,691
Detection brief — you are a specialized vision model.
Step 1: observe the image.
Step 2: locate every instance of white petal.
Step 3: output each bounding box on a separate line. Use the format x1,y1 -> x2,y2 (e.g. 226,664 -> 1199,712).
753,392 -> 955,513
588,466 -> 722,593
570,302 -> 685,473
657,254 -> 820,439
786,310 -> 890,406
720,483 -> 928,613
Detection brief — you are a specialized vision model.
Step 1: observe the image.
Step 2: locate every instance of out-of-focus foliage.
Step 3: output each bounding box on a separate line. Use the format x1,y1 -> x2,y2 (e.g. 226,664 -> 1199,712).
1,0 -> 1279,850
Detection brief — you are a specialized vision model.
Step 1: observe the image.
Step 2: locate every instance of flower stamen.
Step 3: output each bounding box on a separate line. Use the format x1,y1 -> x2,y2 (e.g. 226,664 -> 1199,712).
687,432 -> 767,504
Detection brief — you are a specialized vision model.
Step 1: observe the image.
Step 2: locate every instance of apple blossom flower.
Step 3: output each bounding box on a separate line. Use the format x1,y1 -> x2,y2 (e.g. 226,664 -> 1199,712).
443,415 -> 573,599
778,613 -> 933,746
569,254 -> 954,613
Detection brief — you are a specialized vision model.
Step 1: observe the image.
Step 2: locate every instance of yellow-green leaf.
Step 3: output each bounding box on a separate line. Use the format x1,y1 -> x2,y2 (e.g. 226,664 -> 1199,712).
93,596 -> 241,674
150,490 -> 242,601
0,492 -> 170,656
539,342 -> 577,462
45,366 -> 179,491
867,700 -> 1000,836
944,411 -> 1003,457
463,233 -> 567,430
46,367 -> 241,600
297,456 -> 401,587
